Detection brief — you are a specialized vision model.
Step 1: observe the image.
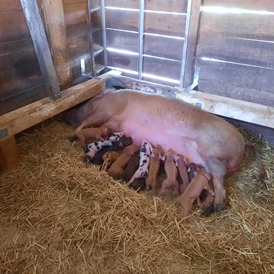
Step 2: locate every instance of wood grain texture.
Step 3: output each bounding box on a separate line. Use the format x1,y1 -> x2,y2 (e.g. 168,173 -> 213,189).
0,65 -> 43,99
199,12 -> 274,40
143,56 -> 181,80
106,29 -> 138,52
0,136 -> 20,171
105,0 -> 138,9
21,0 -> 61,99
106,9 -> 139,31
0,79 -> 105,141
0,0 -> 21,11
63,0 -> 89,5
43,0 -> 72,89
107,51 -> 138,72
0,10 -> 30,42
196,58 -> 274,100
144,35 -> 184,60
203,0 -> 274,12
0,38 -> 34,56
146,0 -> 187,13
182,0 -> 202,87
198,80 -> 274,107
197,36 -> 274,69
64,2 -> 87,27
0,84 -> 47,116
144,12 -> 186,36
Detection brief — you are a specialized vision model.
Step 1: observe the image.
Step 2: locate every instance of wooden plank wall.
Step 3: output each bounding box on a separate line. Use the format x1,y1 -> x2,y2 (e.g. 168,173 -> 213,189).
105,0 -> 187,85
0,0 -> 46,116
196,0 -> 274,107
63,0 -> 96,79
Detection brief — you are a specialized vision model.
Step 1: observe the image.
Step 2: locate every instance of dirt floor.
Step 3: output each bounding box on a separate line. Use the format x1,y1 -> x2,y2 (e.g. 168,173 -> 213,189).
0,119 -> 274,274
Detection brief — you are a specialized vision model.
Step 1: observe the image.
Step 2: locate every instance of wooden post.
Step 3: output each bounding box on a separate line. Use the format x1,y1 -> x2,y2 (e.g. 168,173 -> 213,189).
0,137 -> 20,171
20,0 -> 61,100
42,0 -> 72,90
180,0 -> 203,88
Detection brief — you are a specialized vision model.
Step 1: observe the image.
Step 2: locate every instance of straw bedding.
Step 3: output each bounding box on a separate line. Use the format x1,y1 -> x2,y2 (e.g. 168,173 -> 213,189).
0,119 -> 274,274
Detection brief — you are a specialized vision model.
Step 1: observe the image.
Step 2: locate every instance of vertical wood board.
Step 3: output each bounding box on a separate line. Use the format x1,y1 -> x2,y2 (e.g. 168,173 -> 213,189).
20,0 -> 61,99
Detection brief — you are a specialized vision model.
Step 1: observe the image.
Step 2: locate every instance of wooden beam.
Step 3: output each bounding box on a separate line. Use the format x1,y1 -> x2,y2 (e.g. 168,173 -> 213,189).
176,89 -> 274,129
181,0 -> 203,88
42,0 -> 72,89
20,0 -> 61,100
0,137 -> 20,171
0,79 -> 105,142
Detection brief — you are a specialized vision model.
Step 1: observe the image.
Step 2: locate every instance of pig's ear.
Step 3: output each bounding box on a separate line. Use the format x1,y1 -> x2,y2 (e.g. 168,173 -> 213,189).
161,155 -> 166,161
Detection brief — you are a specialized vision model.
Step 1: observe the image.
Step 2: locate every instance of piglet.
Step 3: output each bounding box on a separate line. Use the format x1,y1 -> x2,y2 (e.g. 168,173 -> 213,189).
123,151 -> 140,182
129,178 -> 146,192
159,149 -> 179,197
127,140 -> 153,187
82,132 -> 124,162
188,163 -> 197,182
69,127 -> 110,145
108,144 -> 140,179
177,171 -> 214,218
100,150 -> 124,171
176,154 -> 190,195
91,135 -> 132,165
146,145 -> 162,195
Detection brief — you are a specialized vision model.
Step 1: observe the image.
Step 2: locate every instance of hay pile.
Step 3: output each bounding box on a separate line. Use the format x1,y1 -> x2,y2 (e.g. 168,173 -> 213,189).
0,119 -> 274,274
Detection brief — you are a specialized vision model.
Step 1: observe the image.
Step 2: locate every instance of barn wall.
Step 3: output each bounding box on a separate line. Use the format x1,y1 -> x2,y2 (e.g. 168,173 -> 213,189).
103,0 -> 187,86
0,0 -> 46,116
196,0 -> 274,107
63,0 -> 94,80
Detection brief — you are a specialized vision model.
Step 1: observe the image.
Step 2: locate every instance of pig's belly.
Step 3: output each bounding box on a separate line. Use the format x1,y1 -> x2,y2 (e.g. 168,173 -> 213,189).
119,122 -> 205,166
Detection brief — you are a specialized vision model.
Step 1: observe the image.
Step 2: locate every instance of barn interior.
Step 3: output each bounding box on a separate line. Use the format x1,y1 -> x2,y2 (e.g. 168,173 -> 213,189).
0,0 -> 274,273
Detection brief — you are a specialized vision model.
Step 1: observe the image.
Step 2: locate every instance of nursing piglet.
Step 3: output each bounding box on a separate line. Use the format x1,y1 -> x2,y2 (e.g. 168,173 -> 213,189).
146,145 -> 162,195
127,140 -> 153,187
177,171 -> 214,218
159,149 -> 179,197
83,132 -> 124,161
69,127 -> 110,145
107,144 -> 140,179
176,154 -> 190,194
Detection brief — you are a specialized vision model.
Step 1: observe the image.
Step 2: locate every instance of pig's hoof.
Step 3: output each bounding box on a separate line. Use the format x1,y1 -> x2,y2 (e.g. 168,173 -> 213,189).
201,204 -> 215,217
214,202 -> 224,212
82,155 -> 92,163
129,178 -> 146,192
68,135 -> 77,142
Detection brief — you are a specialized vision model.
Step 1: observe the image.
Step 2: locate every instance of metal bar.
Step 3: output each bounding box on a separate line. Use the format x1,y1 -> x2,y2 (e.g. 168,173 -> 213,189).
101,0 -> 107,69
20,0 -> 61,100
180,0 -> 193,88
138,0 -> 145,80
87,0 -> 95,76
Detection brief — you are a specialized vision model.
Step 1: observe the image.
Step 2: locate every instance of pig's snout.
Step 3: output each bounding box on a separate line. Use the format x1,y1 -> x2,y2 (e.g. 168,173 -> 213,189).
68,135 -> 78,142
82,155 -> 92,163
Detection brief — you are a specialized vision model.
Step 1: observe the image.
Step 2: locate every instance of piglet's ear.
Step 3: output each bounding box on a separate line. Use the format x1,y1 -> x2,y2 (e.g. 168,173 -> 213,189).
161,155 -> 166,161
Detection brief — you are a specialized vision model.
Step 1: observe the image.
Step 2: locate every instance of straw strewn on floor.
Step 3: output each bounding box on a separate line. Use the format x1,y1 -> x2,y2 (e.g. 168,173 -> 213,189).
0,119 -> 274,274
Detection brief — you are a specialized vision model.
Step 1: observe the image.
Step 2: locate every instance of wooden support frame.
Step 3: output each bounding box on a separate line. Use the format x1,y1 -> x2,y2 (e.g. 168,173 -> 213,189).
180,0 -> 203,88
0,137 -> 20,171
20,0 -> 61,100
0,79 -> 106,143
87,0 -> 96,76
42,0 -> 72,90
176,89 -> 274,129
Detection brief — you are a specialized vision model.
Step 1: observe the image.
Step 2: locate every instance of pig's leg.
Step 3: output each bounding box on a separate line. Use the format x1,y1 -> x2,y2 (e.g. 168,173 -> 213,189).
203,157 -> 227,213
74,111 -> 109,134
